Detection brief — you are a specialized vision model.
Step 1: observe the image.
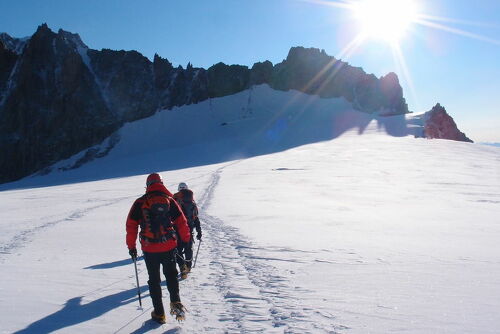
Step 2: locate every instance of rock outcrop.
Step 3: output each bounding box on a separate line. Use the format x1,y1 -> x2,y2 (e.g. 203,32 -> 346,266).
0,32 -> 28,55
0,24 -> 119,183
270,47 -> 408,115
423,104 -> 473,142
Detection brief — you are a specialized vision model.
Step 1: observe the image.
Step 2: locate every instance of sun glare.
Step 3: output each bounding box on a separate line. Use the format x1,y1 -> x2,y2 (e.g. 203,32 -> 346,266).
299,0 -> 500,117
352,0 -> 419,43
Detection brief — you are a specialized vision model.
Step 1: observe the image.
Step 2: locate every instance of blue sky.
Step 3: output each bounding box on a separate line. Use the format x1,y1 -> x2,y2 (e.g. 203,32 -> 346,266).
1,0 -> 499,142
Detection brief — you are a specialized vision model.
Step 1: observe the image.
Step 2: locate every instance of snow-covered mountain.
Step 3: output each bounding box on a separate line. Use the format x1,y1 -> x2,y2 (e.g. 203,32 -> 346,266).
0,100 -> 498,332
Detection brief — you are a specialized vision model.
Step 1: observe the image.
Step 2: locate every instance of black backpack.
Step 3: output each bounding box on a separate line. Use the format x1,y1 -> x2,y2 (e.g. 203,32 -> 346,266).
177,189 -> 198,228
140,192 -> 175,242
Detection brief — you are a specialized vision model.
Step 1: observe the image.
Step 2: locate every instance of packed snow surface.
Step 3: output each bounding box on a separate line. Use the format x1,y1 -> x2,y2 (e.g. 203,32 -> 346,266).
1,86 -> 499,333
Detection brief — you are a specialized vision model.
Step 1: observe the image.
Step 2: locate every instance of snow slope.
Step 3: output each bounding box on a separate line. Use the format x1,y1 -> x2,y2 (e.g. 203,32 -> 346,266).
1,86 -> 499,333
9,84 -> 420,189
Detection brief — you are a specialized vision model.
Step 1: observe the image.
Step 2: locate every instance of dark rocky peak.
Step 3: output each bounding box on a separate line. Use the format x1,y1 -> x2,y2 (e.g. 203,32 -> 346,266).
279,46 -> 338,79
120,49 -> 150,66
273,46 -> 344,94
86,47 -> 158,121
380,72 -> 399,87
0,32 -> 29,55
56,28 -> 88,50
153,53 -> 173,70
31,23 -> 56,41
25,23 -> 58,59
88,48 -> 151,76
423,103 -> 473,142
0,24 -> 116,183
153,53 -> 174,90
285,46 -> 330,64
25,24 -> 87,59
250,60 -> 273,85
207,62 -> 250,97
271,46 -> 408,115
35,23 -> 51,34
379,72 -> 404,111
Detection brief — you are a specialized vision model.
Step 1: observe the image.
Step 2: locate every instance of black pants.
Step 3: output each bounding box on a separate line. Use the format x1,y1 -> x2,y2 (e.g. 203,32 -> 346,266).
143,249 -> 180,315
176,239 -> 194,269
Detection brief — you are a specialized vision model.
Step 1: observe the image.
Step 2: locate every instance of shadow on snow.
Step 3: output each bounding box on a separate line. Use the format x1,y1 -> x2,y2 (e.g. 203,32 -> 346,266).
13,287 -> 149,334
83,257 -> 143,270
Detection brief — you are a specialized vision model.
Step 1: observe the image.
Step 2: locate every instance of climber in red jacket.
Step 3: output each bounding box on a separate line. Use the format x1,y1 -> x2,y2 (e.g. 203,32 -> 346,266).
126,173 -> 191,323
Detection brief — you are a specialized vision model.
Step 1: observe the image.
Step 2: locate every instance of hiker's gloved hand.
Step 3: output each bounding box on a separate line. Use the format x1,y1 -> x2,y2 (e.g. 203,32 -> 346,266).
196,232 -> 202,240
129,248 -> 137,259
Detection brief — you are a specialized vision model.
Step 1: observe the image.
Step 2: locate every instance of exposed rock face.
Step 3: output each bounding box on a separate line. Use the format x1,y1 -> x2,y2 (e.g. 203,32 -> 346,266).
87,48 -> 157,121
207,63 -> 250,97
0,38 -> 18,95
270,47 -> 408,114
0,24 -> 119,183
153,55 -> 208,109
0,32 -> 28,55
0,26 -> 411,183
423,104 -> 473,142
250,60 -> 273,85
379,72 -> 407,115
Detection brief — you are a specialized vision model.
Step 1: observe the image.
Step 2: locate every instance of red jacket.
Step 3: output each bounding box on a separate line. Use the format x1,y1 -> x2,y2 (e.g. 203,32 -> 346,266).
126,183 -> 190,252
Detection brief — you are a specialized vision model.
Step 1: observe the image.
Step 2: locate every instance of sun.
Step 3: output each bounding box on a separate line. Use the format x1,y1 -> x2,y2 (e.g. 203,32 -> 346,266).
352,0 -> 419,43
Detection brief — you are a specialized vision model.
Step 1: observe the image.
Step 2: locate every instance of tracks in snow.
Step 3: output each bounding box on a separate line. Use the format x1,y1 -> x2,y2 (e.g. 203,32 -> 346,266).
182,163 -> 345,333
0,196 -> 133,260
2,164 -> 345,332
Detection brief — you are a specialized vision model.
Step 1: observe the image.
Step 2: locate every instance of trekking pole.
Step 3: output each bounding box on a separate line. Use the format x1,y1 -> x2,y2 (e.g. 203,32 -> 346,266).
132,257 -> 142,308
192,239 -> 202,269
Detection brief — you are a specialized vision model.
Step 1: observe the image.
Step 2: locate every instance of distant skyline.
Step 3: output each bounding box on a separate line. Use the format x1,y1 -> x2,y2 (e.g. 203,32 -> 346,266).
1,0 -> 499,142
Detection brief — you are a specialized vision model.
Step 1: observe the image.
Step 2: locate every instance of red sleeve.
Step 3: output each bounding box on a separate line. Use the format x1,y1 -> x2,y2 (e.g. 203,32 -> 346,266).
126,199 -> 141,249
171,199 -> 191,243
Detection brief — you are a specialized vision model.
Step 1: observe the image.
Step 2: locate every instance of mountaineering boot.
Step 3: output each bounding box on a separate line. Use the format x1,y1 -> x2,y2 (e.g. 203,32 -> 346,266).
170,301 -> 186,321
180,264 -> 189,279
151,311 -> 166,324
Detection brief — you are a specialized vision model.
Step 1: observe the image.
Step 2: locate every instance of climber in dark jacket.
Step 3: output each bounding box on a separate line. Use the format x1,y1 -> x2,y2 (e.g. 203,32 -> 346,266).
173,182 -> 202,278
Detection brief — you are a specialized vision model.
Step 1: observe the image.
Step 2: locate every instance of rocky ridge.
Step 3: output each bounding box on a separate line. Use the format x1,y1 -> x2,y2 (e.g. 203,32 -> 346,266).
0,24 -> 470,183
